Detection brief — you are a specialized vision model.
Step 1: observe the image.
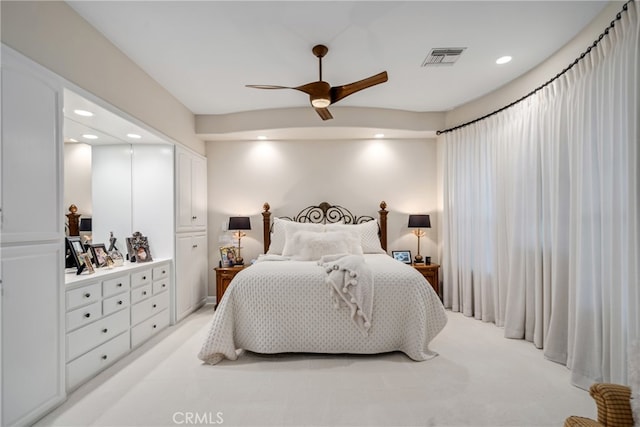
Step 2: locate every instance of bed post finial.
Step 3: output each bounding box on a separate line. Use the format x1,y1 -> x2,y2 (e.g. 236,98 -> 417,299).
379,201 -> 388,252
262,202 -> 272,254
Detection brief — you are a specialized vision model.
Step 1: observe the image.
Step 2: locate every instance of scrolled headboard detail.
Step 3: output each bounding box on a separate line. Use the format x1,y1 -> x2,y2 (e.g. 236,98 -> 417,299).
262,201 -> 388,253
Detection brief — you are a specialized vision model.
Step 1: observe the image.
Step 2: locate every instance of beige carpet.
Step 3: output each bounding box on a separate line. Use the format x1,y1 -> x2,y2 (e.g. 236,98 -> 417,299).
35,305 -> 596,426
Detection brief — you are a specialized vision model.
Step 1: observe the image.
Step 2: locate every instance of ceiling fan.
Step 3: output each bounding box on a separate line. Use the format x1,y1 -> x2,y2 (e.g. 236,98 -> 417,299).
246,44 -> 388,121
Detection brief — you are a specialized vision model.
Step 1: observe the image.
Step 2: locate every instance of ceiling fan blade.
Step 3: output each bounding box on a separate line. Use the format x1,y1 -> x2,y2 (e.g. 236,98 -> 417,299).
315,108 -> 333,121
245,85 -> 294,89
330,71 -> 388,104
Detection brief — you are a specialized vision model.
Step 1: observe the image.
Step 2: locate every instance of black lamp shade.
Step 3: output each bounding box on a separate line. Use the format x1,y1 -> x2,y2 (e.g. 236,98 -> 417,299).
229,216 -> 251,230
79,218 -> 92,232
408,214 -> 431,228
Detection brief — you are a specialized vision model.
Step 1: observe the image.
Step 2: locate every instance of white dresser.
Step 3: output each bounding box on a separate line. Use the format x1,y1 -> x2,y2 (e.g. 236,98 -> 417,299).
64,260 -> 171,391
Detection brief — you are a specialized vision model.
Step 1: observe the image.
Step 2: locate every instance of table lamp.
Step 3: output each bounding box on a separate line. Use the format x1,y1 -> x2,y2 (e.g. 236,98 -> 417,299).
228,216 -> 251,265
408,214 -> 430,264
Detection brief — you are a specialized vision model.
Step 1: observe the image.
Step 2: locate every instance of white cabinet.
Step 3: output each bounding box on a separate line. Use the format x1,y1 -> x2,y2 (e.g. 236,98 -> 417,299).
1,47 -> 66,427
64,260 -> 171,391
1,244 -> 65,427
176,148 -> 207,232
175,233 -> 208,322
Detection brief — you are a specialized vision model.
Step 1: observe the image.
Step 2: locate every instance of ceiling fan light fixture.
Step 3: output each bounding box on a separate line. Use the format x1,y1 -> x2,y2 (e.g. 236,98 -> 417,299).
310,96 -> 331,108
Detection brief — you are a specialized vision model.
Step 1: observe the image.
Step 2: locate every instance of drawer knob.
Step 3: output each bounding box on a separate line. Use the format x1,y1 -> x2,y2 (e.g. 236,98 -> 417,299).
193,244 -> 198,248
117,283 -> 122,287
153,304 -> 157,308
162,284 -> 166,288
102,328 -> 108,333
84,313 -> 91,318
84,293 -> 91,298
192,216 -> 197,220
153,324 -> 157,329
117,300 -> 123,305
142,291 -> 147,296
142,276 -> 147,280
101,355 -> 108,360
162,270 -> 166,274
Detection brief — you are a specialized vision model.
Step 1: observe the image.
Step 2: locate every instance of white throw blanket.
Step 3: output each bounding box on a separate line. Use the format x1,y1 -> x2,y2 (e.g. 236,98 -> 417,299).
319,253 -> 373,336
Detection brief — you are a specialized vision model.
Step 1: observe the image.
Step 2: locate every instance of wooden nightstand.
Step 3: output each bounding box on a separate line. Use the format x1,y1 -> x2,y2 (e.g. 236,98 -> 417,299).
215,266 -> 245,305
412,263 -> 440,296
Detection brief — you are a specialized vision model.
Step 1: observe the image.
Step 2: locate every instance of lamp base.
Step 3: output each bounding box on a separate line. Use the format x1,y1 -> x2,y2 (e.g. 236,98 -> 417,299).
235,257 -> 244,266
413,254 -> 424,265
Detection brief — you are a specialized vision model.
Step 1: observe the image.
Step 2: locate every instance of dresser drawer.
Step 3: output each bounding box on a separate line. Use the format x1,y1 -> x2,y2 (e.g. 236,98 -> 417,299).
66,301 -> 102,332
131,291 -> 169,326
102,275 -> 130,298
152,264 -> 169,280
66,331 -> 130,391
67,309 -> 130,362
131,269 -> 152,288
131,309 -> 169,348
130,283 -> 152,304
152,279 -> 169,295
103,291 -> 130,316
67,283 -> 101,311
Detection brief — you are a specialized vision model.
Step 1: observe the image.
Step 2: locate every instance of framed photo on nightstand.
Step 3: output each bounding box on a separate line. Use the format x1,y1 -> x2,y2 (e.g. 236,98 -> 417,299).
392,250 -> 412,264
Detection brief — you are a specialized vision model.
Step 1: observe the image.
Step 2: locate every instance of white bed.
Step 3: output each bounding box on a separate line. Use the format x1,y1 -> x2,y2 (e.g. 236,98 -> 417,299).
198,202 -> 447,364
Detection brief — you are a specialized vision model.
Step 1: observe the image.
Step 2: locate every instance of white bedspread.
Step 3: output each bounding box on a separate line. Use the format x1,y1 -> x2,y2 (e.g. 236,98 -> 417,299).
198,254 -> 447,365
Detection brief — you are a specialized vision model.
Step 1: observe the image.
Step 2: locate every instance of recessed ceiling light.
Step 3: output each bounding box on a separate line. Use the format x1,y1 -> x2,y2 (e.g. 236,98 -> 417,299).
68,138 -> 78,143
257,135 -> 267,140
374,133 -> 385,138
127,133 -> 142,139
74,109 -> 94,117
82,134 -> 98,140
496,56 -> 512,65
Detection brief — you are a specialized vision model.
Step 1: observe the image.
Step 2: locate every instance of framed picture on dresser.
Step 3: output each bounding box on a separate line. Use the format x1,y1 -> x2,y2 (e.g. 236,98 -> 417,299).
89,243 -> 109,268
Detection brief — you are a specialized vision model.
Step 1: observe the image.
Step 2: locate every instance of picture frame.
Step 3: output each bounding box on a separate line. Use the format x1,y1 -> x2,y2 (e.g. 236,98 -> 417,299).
220,246 -> 236,267
90,243 -> 109,268
66,236 -> 86,274
126,231 -> 153,263
392,250 -> 412,264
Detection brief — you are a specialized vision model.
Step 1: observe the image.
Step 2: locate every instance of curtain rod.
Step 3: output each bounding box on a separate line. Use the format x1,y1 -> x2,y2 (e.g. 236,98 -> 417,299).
436,0 -> 634,136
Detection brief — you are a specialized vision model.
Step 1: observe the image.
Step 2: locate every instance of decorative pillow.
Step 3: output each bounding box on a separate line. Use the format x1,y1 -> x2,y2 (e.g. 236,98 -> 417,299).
630,340 -> 640,425
289,230 -> 354,261
280,221 -> 324,257
325,220 -> 386,254
267,218 -> 323,255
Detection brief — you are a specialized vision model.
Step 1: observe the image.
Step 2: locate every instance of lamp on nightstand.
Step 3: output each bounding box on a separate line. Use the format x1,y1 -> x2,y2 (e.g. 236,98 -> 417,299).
408,214 -> 430,264
228,216 -> 251,266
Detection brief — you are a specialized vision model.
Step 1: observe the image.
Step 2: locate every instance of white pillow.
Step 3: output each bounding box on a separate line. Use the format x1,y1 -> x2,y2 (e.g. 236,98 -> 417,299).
289,230 -> 356,261
280,221 -> 325,256
325,220 -> 386,254
267,218 -> 323,255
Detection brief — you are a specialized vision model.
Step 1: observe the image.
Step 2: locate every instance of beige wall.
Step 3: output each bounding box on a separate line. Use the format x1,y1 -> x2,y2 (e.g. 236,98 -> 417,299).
205,137 -> 439,296
1,1 -> 204,155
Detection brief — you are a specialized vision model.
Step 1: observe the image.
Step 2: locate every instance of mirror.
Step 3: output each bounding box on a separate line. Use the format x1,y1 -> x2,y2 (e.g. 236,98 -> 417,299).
63,89 -> 173,260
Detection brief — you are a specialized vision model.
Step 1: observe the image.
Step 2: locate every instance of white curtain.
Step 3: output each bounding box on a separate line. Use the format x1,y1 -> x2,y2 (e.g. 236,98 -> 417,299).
441,2 -> 639,388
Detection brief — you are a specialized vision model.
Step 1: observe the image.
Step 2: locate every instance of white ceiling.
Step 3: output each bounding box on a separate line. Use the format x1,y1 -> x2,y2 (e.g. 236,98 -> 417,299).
66,1 -> 608,118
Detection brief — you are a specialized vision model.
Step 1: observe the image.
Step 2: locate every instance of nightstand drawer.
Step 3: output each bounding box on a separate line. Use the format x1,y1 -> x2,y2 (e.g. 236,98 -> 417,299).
131,283 -> 152,304
103,292 -> 130,316
66,301 -> 102,332
67,309 -> 130,362
102,275 -> 130,298
67,283 -> 102,311
66,331 -> 130,391
131,291 -> 169,326
131,309 -> 169,348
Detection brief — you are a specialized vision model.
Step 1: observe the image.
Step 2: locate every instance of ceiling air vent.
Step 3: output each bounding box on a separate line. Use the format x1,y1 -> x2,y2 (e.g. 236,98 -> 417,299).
421,48 -> 466,67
